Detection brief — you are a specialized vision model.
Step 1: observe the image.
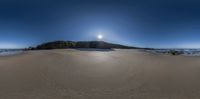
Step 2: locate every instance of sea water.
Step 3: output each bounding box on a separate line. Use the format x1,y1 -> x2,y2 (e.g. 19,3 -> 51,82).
147,49 -> 200,56
0,49 -> 23,56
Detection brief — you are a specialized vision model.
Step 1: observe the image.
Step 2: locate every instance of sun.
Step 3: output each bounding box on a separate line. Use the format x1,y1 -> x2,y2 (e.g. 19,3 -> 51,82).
97,34 -> 103,40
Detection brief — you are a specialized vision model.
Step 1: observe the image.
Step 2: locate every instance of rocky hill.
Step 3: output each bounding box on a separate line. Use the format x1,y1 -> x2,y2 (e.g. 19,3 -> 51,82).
34,41 -> 138,50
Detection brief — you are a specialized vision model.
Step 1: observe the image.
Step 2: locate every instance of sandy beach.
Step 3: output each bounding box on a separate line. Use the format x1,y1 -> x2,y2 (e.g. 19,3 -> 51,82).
0,49 -> 200,99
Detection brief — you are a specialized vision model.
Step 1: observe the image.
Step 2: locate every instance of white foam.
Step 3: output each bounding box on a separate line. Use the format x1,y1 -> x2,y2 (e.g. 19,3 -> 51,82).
0,50 -> 23,56
147,49 -> 200,56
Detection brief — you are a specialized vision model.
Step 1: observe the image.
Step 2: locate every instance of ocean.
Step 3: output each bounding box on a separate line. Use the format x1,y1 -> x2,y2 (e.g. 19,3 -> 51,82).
0,49 -> 23,56
147,49 -> 200,56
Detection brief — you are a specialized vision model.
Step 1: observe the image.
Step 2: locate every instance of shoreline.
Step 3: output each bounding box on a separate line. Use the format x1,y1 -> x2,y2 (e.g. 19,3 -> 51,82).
2,48 -> 200,57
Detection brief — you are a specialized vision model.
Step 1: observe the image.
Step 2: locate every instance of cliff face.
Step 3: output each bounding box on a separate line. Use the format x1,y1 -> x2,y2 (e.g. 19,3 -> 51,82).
35,41 -> 136,49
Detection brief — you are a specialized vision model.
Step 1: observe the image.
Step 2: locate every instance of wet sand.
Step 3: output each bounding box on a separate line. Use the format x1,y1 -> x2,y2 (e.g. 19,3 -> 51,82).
0,49 -> 200,99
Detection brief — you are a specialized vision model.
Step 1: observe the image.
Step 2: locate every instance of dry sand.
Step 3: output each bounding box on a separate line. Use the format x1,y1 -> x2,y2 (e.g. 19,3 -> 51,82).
1,49 -> 200,99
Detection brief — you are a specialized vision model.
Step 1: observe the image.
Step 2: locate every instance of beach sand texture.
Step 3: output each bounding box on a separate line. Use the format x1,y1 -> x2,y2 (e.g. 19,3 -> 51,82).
0,49 -> 200,99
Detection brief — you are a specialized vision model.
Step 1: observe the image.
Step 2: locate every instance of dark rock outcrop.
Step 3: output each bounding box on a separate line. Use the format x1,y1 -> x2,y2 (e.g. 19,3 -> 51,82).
168,50 -> 184,55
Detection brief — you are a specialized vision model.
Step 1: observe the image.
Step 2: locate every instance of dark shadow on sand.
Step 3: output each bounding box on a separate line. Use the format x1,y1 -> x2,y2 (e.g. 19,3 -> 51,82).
74,48 -> 115,52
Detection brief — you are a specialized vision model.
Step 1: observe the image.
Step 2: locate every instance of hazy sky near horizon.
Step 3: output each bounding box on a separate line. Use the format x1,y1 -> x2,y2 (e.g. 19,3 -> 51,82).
0,0 -> 200,48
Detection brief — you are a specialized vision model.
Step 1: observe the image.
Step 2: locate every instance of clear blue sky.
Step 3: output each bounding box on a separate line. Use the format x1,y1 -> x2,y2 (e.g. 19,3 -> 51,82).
0,0 -> 200,48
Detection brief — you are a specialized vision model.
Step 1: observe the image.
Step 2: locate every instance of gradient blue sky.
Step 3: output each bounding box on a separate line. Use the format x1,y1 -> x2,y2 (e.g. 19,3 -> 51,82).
0,0 -> 200,48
